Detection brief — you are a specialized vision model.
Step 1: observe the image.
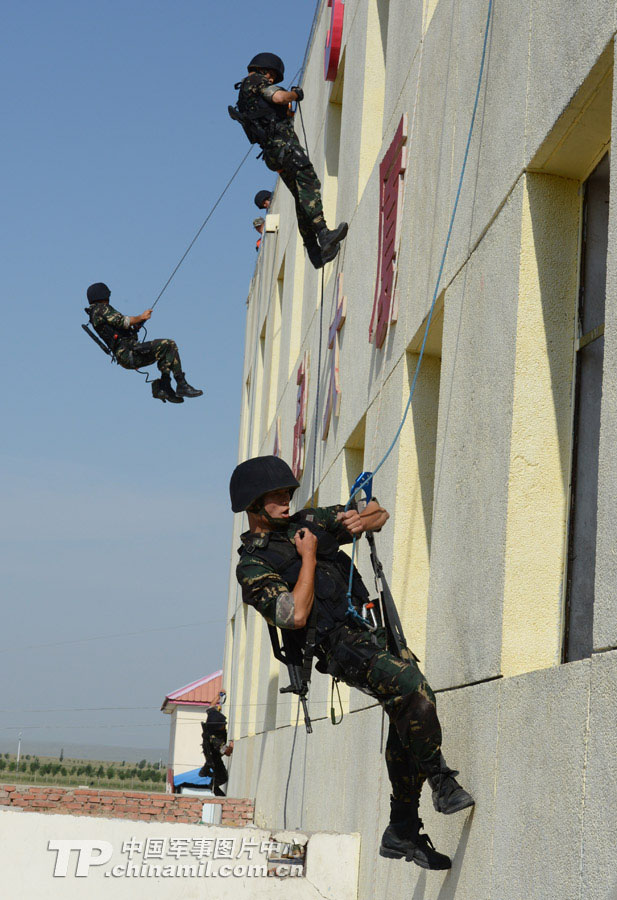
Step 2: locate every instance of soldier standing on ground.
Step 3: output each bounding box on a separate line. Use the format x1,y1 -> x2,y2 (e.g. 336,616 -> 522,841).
85,282 -> 203,404
199,704 -> 233,796
230,456 -> 475,871
230,53 -> 347,270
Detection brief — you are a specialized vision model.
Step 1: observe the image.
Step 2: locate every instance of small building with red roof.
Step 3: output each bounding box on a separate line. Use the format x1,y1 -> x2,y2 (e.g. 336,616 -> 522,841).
161,670 -> 224,792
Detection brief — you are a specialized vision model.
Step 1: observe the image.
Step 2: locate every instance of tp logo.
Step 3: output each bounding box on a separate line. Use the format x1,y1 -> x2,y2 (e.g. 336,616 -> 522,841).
48,840 -> 113,877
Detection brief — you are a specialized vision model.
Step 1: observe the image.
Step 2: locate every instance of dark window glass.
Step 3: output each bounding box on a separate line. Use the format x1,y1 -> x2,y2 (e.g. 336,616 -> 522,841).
564,153 -> 609,662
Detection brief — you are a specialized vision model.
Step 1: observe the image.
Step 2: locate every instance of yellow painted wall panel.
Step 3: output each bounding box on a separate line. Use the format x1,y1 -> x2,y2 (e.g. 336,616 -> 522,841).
501,174 -> 580,676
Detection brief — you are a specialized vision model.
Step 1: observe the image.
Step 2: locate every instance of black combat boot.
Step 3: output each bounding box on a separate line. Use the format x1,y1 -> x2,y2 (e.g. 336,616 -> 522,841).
174,372 -> 203,398
426,753 -> 475,815
305,238 -> 340,270
317,221 -> 348,253
379,802 -> 451,870
152,374 -> 183,404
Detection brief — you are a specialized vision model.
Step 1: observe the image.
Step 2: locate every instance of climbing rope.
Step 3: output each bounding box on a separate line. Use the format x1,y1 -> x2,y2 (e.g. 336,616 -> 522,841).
151,146 -> 254,310
345,0 -> 494,617
311,268 -> 326,504
283,698 -> 302,829
297,100 -> 311,162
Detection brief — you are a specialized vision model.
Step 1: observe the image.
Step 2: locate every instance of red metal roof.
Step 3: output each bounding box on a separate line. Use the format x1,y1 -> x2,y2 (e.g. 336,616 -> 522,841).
161,670 -> 223,711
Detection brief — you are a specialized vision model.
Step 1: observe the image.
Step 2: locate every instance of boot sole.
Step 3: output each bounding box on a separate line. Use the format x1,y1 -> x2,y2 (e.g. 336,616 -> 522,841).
379,846 -> 451,870
320,223 -> 348,252
153,394 -> 184,404
433,795 -> 475,815
379,846 -> 405,860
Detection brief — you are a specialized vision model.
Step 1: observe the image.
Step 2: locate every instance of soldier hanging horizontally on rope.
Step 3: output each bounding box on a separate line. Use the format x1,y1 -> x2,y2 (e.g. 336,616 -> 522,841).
230,456 -> 474,871
84,282 -> 203,404
229,53 -> 347,270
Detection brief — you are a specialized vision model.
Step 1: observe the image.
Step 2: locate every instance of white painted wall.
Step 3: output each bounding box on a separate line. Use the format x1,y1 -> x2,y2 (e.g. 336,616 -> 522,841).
0,808 -> 359,900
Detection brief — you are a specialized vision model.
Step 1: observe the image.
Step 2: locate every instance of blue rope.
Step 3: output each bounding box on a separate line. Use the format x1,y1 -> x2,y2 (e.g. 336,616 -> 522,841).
345,0 -> 493,619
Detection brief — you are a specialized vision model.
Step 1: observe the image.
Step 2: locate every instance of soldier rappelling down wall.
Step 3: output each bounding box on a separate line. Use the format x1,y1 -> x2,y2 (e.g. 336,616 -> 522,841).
84,283 -> 203,404
230,53 -> 348,270
199,704 -> 234,797
230,456 -> 474,871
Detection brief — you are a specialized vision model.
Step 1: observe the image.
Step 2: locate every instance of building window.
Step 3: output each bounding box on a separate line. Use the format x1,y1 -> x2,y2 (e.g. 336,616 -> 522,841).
323,56 -> 344,233
564,153 -> 609,662
369,114 -> 408,348
266,258 -> 284,429
292,353 -> 309,479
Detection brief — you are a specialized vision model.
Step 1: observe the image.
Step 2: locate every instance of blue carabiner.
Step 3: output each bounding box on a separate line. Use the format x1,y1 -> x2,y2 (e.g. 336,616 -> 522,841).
345,470 -> 375,629
347,470 -> 374,509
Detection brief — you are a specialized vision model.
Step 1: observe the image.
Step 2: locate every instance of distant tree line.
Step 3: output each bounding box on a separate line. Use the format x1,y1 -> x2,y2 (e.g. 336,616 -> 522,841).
0,756 -> 164,783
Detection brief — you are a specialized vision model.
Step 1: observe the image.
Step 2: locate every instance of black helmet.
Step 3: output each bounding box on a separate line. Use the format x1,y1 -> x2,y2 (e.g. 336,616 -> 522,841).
87,282 -> 111,303
254,190 -> 272,209
248,53 -> 285,84
230,455 -> 299,513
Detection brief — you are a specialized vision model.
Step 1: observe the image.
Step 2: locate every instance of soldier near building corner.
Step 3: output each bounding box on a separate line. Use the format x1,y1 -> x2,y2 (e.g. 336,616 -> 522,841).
230,53 -> 348,270
230,456 -> 474,871
254,189 -> 272,211
84,282 -> 203,404
253,216 -> 265,252
199,703 -> 234,797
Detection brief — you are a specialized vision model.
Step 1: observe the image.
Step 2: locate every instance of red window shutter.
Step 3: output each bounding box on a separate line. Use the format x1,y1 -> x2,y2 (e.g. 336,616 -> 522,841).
292,354 -> 309,479
369,114 -> 408,348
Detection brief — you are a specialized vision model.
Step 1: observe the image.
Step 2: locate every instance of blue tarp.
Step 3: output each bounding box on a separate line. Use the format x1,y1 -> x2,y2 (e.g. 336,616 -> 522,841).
173,767 -> 212,789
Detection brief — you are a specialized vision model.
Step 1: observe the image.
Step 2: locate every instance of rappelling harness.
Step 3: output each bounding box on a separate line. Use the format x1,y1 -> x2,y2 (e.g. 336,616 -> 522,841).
81,306 -> 152,379
82,306 -> 142,366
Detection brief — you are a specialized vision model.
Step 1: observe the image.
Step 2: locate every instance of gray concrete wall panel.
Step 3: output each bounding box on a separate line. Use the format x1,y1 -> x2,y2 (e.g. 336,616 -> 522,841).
425,186 -> 523,689
581,650 -> 617,899
382,3 -> 423,137
525,0 -> 616,166
490,661 -> 590,900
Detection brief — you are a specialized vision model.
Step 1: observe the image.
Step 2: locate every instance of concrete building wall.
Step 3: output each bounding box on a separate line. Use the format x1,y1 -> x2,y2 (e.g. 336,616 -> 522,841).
224,2 -> 617,897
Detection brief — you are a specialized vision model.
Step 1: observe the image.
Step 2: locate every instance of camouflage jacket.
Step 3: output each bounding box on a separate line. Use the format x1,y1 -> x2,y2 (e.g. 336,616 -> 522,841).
87,303 -> 136,345
236,505 -> 356,630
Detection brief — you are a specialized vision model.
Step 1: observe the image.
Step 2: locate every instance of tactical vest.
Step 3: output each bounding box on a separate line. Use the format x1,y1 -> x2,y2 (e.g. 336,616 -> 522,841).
232,74 -> 292,147
85,305 -> 138,356
239,511 -> 369,644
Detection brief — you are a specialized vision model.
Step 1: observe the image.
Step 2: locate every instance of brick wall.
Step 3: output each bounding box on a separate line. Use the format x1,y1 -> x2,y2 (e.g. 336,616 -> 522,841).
0,785 -> 254,827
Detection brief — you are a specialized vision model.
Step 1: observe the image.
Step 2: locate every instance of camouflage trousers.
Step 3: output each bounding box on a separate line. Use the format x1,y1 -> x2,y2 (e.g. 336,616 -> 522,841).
325,625 -> 441,808
263,135 -> 326,247
116,339 -> 183,377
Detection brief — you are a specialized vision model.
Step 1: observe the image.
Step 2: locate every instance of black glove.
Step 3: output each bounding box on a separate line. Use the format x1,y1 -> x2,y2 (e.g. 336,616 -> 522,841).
291,86 -> 304,102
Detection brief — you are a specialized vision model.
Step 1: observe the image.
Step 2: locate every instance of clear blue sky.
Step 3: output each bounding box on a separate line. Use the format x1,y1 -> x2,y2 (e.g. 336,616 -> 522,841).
0,0 -> 316,755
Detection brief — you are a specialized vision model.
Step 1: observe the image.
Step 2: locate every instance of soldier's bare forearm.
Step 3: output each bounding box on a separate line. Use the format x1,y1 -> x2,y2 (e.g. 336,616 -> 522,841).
282,556 -> 315,629
271,89 -> 297,105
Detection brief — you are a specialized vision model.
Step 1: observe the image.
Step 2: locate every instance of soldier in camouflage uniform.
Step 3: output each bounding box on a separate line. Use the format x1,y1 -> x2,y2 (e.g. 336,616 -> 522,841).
85,282 -> 203,404
230,456 -> 474,871
231,53 -> 348,270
